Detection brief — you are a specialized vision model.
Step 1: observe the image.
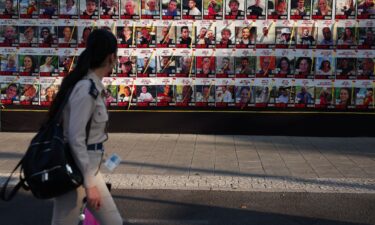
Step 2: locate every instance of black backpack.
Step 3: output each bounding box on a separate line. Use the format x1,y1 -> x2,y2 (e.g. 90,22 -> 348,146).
1,81 -> 95,201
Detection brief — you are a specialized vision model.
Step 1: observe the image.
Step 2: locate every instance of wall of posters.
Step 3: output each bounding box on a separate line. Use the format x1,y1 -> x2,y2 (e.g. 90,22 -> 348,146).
0,0 -> 374,110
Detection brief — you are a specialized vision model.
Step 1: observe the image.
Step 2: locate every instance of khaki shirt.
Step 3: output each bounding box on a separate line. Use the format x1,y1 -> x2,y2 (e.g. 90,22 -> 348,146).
63,71 -> 108,188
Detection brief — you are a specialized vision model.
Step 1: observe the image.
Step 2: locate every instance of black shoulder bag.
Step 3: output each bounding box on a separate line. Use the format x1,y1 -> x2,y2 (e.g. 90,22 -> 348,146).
1,81 -> 95,201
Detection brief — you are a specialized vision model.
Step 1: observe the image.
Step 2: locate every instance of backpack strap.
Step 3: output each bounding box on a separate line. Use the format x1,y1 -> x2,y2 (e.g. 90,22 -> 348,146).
0,158 -> 24,201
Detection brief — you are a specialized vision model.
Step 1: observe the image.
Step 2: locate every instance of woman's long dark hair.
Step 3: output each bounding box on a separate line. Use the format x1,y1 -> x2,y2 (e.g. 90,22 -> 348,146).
48,29 -> 117,120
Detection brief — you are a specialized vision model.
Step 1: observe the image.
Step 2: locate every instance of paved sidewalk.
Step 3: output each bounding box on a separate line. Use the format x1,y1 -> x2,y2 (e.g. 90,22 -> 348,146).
0,133 -> 375,193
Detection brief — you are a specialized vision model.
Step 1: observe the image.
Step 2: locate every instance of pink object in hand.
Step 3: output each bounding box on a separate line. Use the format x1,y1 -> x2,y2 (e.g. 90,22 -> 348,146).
83,208 -> 100,225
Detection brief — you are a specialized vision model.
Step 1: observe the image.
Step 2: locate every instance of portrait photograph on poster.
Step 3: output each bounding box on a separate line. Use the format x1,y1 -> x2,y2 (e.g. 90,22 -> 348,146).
175,55 -> 196,77
316,25 -> 334,48
235,56 -> 256,78
256,56 -> 276,77
18,77 -> 39,106
294,56 -> 314,79
137,56 -> 156,77
275,26 -> 296,48
336,57 -> 356,79
334,86 -> 354,109
216,22 -> 235,48
235,84 -> 255,108
358,27 -> 375,49
216,56 -> 235,77
59,0 -> 79,18
38,55 -> 59,76
357,58 -> 375,79
196,22 -> 216,48
295,82 -> 315,107
141,0 -> 161,19
103,80 -> 118,106
0,0 -> 19,18
157,83 -> 176,106
78,26 -> 94,47
203,0 -> 223,19
267,0 -> 288,19
162,0 -> 181,19
58,26 -> 78,48
175,78 -> 195,106
315,85 -> 334,108
121,0 -> 140,19
0,25 -> 19,47
196,56 -> 215,77
290,0 -> 311,19
296,27 -> 317,48
0,78 -> 19,105
100,0 -> 119,19
39,77 -> 60,106
336,26 -> 357,48
182,0 -> 202,19
117,82 -> 137,106
246,0 -> 266,19
256,24 -> 276,48
275,56 -> 294,78
176,25 -> 194,48
157,55 -> 176,76
19,0 -> 39,18
235,26 -> 256,48
357,0 -> 375,19
156,25 -> 176,48
38,26 -> 58,47
18,55 -> 39,76
225,0 -> 245,19
117,26 -> 136,48
311,0 -> 332,19
117,56 -> 137,77
355,86 -> 374,109
215,79 -> 235,107
274,85 -> 295,107
254,85 -> 270,107
195,84 -> 215,106
335,0 -> 355,19
19,26 -> 38,47
136,84 -> 157,106
315,56 -> 335,79
80,0 -> 99,19
136,26 -> 156,48
0,54 -> 18,75
58,55 -> 76,76
39,0 -> 58,19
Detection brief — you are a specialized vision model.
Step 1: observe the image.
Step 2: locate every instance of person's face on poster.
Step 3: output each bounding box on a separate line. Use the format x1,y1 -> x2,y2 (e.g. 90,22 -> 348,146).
141,28 -> 150,37
64,57 -> 73,70
322,27 -> 331,40
24,27 -> 35,41
63,27 -> 72,40
141,85 -> 148,93
162,57 -> 169,66
199,28 -> 207,38
262,27 -> 268,36
125,0 -> 135,14
281,32 -> 291,41
7,56 -> 16,67
242,28 -> 250,39
5,0 -> 13,11
23,56 -> 33,71
221,29 -> 230,42
46,87 -> 55,99
318,0 -> 328,11
261,57 -> 270,71
297,0 -> 304,9
23,84 -> 36,98
45,56 -> 53,65
66,0 -> 74,7
82,28 -> 91,42
181,28 -> 189,38
203,86 -> 210,96
363,59 -> 374,72
303,29 -> 309,37
222,58 -> 229,69
168,0 -> 177,12
41,28 -> 50,39
240,87 -> 250,103
202,57 -> 211,70
148,0 -> 157,10
340,89 -> 349,103
124,87 -> 131,96
241,58 -> 249,67
229,1 -> 239,13
206,30 -> 214,40
188,0 -> 196,8
6,85 -> 17,99
125,63 -> 132,72
4,26 -> 15,40
280,59 -> 289,72
299,59 -> 309,73
163,85 -> 171,94
86,0 -> 97,14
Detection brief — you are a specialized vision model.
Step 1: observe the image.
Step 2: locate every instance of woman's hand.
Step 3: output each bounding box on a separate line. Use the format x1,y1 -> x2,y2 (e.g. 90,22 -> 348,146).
85,186 -> 101,210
